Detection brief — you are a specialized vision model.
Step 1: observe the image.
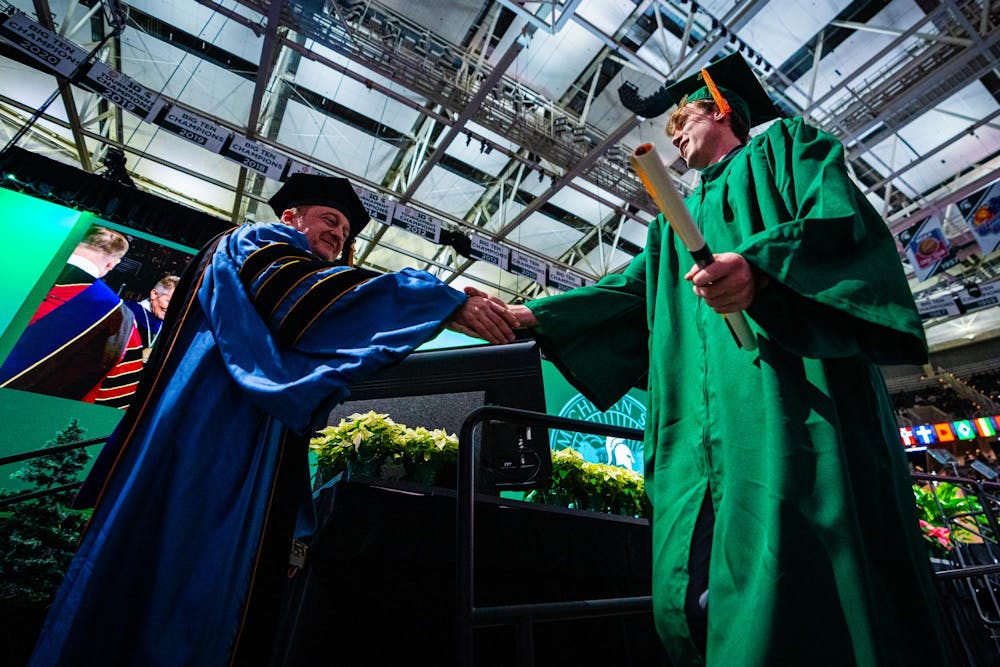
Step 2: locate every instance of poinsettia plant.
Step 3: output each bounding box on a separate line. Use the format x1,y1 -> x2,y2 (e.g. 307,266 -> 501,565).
311,414 -> 650,518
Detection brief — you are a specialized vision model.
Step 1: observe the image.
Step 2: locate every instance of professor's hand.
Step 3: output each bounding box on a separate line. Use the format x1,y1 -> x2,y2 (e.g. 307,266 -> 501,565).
447,287 -> 518,344
684,252 -> 766,313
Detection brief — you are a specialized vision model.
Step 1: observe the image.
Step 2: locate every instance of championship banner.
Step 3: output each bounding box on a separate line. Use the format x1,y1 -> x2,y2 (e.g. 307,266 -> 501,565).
0,6 -> 600,292
81,61 -> 167,123
898,214 -> 957,281
286,161 -> 328,178
470,234 -> 510,270
547,266 -> 583,292
510,250 -> 547,284
957,280 -> 1000,314
222,135 -> 288,180
0,9 -> 89,78
957,181 -> 1000,256
355,186 -> 396,226
390,203 -> 440,242
158,104 -> 231,153
915,294 -> 960,320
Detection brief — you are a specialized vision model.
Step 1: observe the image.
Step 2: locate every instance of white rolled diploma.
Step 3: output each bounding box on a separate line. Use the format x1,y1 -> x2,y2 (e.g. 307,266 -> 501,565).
630,142 -> 758,351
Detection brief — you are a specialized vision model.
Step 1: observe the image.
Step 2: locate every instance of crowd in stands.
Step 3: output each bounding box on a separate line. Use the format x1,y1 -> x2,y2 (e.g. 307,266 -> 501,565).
891,385 -> 979,420
968,369 -> 1000,404
104,237 -> 192,302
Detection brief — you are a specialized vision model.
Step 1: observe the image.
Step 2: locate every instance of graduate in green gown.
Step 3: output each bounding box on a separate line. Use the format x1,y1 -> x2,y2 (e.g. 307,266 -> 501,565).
506,54 -> 952,666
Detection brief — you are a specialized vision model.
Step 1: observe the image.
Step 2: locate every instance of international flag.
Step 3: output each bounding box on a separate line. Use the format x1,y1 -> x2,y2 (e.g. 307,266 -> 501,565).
933,422 -> 956,442
974,416 -> 998,438
913,424 -> 937,445
899,427 -> 917,446
952,420 -> 976,440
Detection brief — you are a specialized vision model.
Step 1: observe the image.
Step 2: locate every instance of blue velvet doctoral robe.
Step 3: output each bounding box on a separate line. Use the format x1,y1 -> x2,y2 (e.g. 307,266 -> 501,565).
29,223 -> 467,667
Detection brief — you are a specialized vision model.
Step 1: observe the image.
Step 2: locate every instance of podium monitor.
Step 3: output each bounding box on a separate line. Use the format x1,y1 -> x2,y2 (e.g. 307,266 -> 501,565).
327,340 -> 551,491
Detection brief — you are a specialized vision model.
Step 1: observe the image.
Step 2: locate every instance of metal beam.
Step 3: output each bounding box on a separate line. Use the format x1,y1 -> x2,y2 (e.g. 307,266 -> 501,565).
231,0 -> 285,223
862,105 -> 1000,196
32,0 -> 92,171
397,34 -> 527,202
828,19 -> 973,47
441,115 -> 639,285
802,8 -> 941,119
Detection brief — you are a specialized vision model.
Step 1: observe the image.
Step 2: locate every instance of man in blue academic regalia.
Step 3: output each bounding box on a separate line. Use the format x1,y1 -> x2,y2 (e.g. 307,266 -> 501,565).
29,174 -> 516,667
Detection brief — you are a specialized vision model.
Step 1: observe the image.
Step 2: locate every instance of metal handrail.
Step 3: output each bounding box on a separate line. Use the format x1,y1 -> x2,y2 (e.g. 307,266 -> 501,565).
0,435 -> 108,508
0,436 -> 108,467
457,405 -> 646,666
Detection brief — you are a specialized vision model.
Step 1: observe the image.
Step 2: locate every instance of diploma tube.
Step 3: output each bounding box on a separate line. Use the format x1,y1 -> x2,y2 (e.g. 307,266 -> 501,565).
630,143 -> 757,351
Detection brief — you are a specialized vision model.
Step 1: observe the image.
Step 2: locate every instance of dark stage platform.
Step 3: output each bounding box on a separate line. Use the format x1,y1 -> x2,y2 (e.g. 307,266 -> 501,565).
272,478 -> 670,666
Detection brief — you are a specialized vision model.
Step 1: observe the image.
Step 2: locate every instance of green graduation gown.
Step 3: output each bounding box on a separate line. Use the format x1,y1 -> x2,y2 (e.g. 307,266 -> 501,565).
527,117 -> 950,666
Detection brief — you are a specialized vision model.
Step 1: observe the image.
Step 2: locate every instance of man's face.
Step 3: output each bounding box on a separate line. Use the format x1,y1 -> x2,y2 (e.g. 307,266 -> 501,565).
285,205 -> 352,262
670,104 -> 728,170
149,288 -> 173,319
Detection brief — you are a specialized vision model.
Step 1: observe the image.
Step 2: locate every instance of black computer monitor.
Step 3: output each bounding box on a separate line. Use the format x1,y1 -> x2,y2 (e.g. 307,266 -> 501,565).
327,341 -> 551,492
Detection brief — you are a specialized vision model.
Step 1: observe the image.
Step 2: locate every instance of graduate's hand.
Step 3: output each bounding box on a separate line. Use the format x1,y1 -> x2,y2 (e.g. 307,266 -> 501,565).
464,287 -> 539,328
508,305 -> 538,329
447,287 -> 518,344
684,253 -> 766,313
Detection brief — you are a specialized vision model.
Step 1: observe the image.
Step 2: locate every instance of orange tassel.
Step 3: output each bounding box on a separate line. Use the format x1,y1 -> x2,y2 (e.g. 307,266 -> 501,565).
700,67 -> 732,116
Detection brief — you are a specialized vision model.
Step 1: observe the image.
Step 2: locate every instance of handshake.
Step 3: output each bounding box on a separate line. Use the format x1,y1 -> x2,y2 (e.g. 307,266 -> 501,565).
446,286 -> 538,345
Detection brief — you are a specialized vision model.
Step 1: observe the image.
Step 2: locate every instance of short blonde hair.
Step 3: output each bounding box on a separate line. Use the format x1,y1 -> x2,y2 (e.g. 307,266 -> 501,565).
80,226 -> 129,259
666,97 -> 749,144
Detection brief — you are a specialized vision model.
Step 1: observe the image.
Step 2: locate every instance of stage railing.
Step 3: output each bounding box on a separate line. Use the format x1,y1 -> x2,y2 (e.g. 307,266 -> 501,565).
0,436 -> 106,508
457,405 -> 649,666
912,471 -> 1000,663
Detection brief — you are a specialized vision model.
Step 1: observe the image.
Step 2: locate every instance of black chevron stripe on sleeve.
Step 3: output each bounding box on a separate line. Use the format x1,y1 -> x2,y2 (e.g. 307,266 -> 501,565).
276,267 -> 381,347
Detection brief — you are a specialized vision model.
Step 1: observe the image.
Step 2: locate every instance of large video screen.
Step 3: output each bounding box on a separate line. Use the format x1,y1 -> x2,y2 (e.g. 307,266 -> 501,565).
0,189 -> 195,408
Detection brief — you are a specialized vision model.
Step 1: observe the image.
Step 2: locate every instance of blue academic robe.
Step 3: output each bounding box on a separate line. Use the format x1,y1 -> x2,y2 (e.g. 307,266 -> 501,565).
29,223 -> 467,666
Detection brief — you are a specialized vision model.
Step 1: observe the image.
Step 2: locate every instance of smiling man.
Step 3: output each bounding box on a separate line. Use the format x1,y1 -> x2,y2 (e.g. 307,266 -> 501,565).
29,174 -> 516,667
505,54 -> 950,666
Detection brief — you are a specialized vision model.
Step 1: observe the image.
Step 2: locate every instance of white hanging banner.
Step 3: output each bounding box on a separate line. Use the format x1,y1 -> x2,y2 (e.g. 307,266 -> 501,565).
222,135 -> 288,180
82,61 -> 166,122
285,161 -> 328,178
391,203 -> 441,242
957,181 -> 1000,256
355,186 -> 396,226
915,295 -> 960,320
158,104 -> 231,153
957,280 -> 1000,313
470,234 -> 510,270
0,10 -> 89,78
898,214 -> 957,282
509,250 -> 547,284
548,266 -> 583,291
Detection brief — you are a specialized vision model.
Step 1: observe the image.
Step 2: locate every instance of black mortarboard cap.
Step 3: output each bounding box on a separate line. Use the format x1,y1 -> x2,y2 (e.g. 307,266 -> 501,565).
268,174 -> 370,240
664,53 -> 779,127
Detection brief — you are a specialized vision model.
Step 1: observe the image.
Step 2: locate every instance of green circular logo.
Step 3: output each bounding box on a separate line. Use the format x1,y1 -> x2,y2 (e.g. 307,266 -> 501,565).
552,393 -> 646,472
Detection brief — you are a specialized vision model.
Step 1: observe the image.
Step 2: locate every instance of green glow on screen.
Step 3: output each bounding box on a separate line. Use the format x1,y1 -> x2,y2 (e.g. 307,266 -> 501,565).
0,189 -> 93,364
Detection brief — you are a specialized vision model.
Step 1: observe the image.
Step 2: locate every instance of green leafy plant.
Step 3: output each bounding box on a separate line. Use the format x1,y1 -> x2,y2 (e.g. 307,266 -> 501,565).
913,481 -> 988,556
310,411 -> 458,486
0,420 -> 92,604
526,448 -> 649,518
311,415 -> 649,518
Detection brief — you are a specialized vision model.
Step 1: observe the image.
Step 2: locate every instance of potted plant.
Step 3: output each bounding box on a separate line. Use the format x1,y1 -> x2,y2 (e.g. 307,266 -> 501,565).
526,447 -> 649,518
310,411 -> 458,487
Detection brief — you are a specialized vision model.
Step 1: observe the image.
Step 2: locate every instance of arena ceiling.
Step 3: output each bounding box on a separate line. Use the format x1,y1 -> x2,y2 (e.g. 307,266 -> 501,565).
1,0 -> 999,352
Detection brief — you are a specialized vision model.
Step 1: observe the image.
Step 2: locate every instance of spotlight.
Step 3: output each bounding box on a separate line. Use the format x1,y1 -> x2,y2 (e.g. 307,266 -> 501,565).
101,148 -> 135,187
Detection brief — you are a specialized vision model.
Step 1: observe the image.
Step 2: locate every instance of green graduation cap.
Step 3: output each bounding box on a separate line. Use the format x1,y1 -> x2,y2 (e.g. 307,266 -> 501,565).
665,53 -> 779,128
